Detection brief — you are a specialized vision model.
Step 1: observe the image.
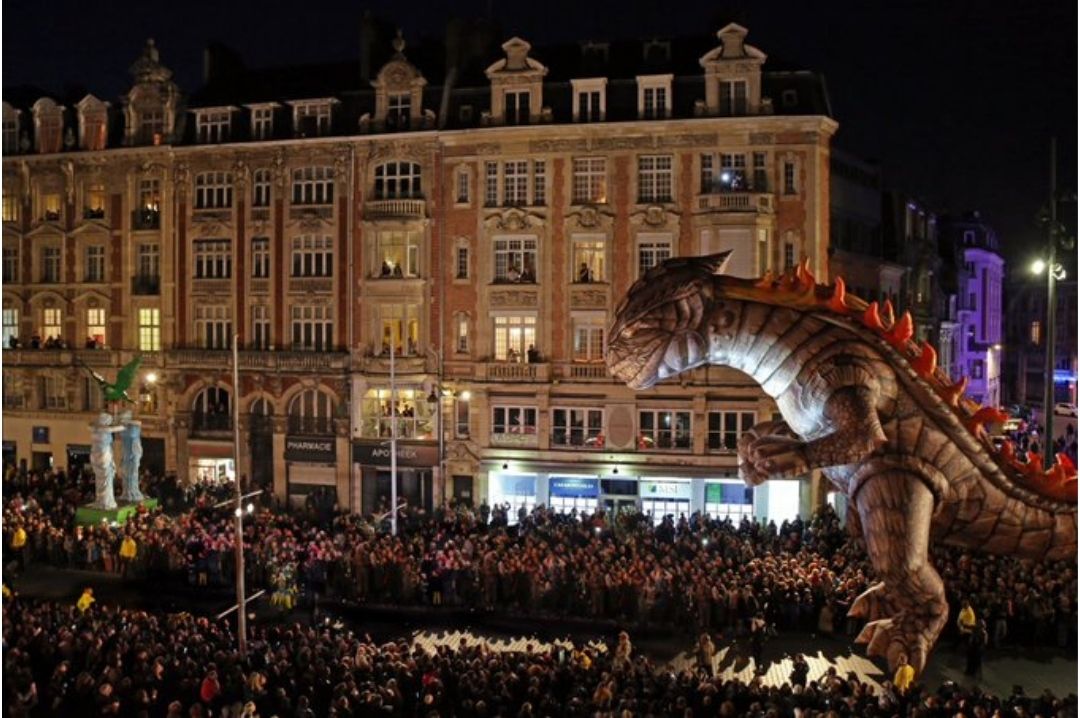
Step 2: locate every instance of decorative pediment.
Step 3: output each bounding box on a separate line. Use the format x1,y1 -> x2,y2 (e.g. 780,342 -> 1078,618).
70,220 -> 111,236
566,204 -> 615,231
372,32 -> 427,91
26,223 -> 65,239
289,209 -> 333,232
699,23 -> 767,66
630,204 -> 681,228
483,207 -> 545,232
71,289 -> 111,307
485,37 -> 548,78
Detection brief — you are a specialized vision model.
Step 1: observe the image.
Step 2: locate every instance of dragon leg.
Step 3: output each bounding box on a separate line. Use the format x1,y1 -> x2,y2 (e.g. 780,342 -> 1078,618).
737,419 -> 799,486
744,386 -> 886,480
850,466 -> 947,676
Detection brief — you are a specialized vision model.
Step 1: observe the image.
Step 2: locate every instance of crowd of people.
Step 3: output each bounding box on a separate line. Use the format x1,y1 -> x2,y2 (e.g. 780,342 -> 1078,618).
4,594 -> 1076,718
4,466 -> 1077,656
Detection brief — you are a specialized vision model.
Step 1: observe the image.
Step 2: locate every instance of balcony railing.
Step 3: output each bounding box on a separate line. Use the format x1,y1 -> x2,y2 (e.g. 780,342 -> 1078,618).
192,412 -> 233,434
83,208 -> 106,221
696,192 -> 774,214
551,431 -> 605,450
482,362 -> 550,382
166,349 -> 348,372
132,209 -> 160,230
364,198 -> 426,220
4,349 -> 118,368
131,275 -> 160,295
556,363 -> 610,381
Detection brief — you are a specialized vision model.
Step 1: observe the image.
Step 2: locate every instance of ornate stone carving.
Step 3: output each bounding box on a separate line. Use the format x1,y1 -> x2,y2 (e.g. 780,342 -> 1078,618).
594,136 -> 653,151
570,288 -> 608,309
658,133 -> 718,148
489,289 -> 538,308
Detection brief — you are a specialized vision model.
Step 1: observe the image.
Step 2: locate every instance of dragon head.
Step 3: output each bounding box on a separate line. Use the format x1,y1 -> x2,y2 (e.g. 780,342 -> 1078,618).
607,252 -> 744,390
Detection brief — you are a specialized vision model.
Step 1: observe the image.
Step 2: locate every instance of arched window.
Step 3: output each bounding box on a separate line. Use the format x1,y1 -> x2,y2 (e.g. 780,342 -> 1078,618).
193,386 -> 231,431
249,396 -> 274,434
374,162 -> 421,199
288,388 -> 334,435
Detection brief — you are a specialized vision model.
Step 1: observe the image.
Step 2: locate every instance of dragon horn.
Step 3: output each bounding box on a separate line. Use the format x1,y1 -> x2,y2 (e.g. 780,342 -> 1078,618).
884,311 -> 914,346
911,341 -> 937,378
826,277 -> 847,313
1057,452 -> 1077,477
796,257 -> 815,291
862,301 -> 885,331
881,299 -> 895,328
999,439 -> 1016,463
940,376 -> 969,406
754,270 -> 775,289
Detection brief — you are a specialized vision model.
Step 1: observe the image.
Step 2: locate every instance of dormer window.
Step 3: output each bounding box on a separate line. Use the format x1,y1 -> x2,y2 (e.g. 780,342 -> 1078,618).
250,105 -> 275,140
139,110 -> 165,145
76,96 -> 109,151
504,90 -> 530,126
571,79 -> 606,122
291,100 -> 334,138
719,79 -> 748,116
2,107 -> 18,155
637,75 -> 672,120
196,109 -> 232,143
387,93 -> 411,130
32,99 -> 64,154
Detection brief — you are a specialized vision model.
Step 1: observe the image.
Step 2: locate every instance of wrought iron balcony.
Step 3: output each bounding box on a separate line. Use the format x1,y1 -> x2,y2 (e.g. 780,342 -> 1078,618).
192,411 -> 233,434
132,209 -> 160,230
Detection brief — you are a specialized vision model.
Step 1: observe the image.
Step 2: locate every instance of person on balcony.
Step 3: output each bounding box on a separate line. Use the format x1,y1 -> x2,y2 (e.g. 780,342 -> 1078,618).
506,347 -> 520,363
392,264 -> 403,278
507,265 -> 521,283
527,345 -> 540,364
520,265 -> 535,283
578,263 -> 592,283
380,260 -> 392,277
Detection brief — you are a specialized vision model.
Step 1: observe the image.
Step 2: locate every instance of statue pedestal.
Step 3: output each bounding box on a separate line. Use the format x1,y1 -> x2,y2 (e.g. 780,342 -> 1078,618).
75,498 -> 159,527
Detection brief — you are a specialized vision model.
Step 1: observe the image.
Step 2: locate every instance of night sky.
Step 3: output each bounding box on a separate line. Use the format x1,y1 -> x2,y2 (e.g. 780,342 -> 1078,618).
3,0 -> 1076,266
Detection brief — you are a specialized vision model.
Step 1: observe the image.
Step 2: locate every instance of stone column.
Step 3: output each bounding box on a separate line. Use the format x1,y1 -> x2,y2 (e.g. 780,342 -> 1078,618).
118,411 -> 145,502
89,413 -> 124,510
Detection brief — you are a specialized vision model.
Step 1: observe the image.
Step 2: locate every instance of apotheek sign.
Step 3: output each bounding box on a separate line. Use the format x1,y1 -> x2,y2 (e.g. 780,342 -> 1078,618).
353,441 -> 438,467
285,437 -> 337,463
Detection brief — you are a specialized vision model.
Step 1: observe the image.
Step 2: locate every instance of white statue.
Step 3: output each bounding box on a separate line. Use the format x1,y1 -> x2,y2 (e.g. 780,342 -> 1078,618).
118,410 -> 145,502
89,412 -> 124,510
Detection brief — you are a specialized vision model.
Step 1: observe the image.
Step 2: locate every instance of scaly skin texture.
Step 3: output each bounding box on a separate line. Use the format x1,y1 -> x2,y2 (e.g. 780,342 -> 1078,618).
607,252 -> 1078,676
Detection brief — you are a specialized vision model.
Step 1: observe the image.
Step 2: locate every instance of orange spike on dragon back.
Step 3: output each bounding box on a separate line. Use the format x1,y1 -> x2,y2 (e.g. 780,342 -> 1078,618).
719,261 -> 1078,499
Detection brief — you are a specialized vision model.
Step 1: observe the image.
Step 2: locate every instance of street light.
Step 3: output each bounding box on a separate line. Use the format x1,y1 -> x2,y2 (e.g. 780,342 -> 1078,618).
1031,257 -> 1066,469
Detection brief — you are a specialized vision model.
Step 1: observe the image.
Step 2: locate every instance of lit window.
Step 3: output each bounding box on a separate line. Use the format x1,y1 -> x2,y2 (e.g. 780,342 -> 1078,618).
493,237 -> 537,283
139,110 -> 165,144
3,308 -> 19,347
379,304 -> 420,356
1030,320 -> 1041,345
86,308 -> 106,346
492,315 -> 536,361
138,308 -> 161,351
572,237 -> 605,283
387,93 -> 411,130
42,307 -> 62,339
456,313 -> 469,353
2,194 -> 18,223
84,184 -> 107,219
375,231 -> 420,278
572,314 -> 605,362
572,157 -> 607,204
41,192 -> 62,222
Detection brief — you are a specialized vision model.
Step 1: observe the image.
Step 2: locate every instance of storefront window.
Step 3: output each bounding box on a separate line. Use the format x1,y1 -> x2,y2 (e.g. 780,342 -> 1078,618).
361,387 -> 434,439
548,476 -> 599,515
639,479 -> 691,525
191,458 -> 235,484
705,481 -> 753,522
489,473 -> 536,523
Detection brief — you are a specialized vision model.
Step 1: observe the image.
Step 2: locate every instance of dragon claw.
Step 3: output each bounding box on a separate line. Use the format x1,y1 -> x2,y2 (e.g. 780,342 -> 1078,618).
847,581 -> 887,619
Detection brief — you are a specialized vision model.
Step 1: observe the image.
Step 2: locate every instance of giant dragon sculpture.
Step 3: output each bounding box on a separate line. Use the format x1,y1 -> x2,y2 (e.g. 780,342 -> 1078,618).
606,252 -> 1077,675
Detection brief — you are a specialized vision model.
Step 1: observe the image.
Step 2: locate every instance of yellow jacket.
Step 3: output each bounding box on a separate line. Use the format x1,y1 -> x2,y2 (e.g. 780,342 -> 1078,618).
893,663 -> 915,693
11,527 -> 26,549
119,537 -> 138,559
76,591 -> 95,613
957,605 -> 976,633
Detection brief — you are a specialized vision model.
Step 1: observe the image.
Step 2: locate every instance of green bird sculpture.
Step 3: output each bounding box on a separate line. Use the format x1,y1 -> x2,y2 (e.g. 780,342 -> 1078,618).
78,354 -> 143,404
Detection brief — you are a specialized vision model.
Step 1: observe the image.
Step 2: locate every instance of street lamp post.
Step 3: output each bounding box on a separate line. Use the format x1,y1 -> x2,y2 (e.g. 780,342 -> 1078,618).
231,334 -> 248,655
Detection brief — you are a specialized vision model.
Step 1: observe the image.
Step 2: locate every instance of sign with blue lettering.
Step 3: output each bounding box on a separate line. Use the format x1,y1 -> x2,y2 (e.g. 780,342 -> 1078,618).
549,477 -> 599,497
